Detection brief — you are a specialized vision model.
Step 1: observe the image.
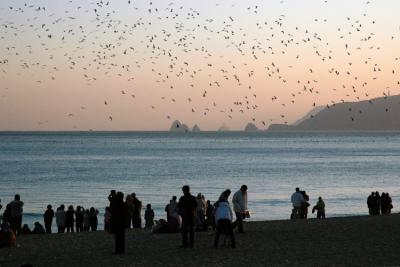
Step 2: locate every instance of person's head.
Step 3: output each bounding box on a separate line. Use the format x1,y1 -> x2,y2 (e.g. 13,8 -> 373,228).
182,185 -> 190,194
240,185 -> 247,193
47,205 -> 52,210
105,206 -> 110,212
131,193 -> 136,198
15,194 -> 20,201
90,207 -> 95,213
68,205 -> 73,211
172,196 -> 177,201
207,200 -> 211,205
318,196 -> 322,201
110,190 -> 116,195
77,206 -> 81,211
296,187 -> 300,192
60,205 -> 65,210
147,204 -> 151,209
116,191 -> 124,203
197,193 -> 202,198
34,221 -> 41,227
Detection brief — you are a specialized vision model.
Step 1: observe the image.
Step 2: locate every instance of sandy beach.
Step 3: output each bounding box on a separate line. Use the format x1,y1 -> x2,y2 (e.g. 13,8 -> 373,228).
1,214 -> 400,267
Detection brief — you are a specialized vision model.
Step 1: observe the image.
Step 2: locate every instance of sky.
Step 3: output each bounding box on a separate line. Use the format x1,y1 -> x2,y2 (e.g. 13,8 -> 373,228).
0,0 -> 399,131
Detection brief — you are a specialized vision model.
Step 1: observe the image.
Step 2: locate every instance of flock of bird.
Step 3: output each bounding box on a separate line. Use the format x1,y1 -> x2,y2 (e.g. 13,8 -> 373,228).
0,0 -> 399,129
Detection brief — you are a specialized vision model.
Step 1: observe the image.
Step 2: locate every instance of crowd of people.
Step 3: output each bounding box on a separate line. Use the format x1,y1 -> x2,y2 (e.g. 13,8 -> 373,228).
367,191 -> 393,215
0,187 -> 396,251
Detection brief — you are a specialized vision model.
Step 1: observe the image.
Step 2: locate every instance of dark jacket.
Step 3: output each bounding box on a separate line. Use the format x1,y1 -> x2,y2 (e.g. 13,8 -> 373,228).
177,194 -> 197,219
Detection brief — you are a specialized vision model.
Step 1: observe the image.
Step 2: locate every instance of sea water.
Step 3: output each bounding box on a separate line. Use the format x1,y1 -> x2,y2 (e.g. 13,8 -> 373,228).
0,131 -> 399,228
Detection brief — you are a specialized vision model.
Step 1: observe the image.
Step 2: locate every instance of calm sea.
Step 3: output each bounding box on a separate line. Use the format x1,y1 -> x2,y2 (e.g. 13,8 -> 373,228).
0,131 -> 399,229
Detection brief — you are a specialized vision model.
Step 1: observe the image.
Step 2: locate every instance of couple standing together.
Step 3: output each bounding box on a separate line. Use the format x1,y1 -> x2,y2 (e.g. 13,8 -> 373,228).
178,185 -> 248,248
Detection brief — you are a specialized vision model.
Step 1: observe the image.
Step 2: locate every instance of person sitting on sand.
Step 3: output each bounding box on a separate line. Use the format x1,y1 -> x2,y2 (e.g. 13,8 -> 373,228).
0,222 -> 16,248
75,206 -> 84,232
110,191 -> 128,254
232,185 -> 248,233
177,185 -> 197,248
214,189 -> 236,248
10,194 -> 24,235
145,204 -> 155,228
21,224 -> 32,235
43,205 -> 54,234
65,205 -> 75,233
312,197 -> 325,219
32,222 -> 45,234
83,209 -> 90,231
104,207 -> 112,232
291,187 -> 304,219
89,207 -> 99,231
56,205 -> 66,233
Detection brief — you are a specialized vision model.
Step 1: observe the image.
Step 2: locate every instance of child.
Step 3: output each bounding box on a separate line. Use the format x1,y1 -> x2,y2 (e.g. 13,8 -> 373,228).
104,207 -> 111,232
144,204 -> 155,228
312,196 -> 326,219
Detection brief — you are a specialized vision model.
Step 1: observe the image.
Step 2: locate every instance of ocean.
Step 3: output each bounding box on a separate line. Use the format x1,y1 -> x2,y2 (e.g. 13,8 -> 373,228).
0,131 -> 399,229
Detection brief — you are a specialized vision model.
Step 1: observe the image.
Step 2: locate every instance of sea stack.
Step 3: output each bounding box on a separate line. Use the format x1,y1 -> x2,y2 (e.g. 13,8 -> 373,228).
170,120 -> 189,133
244,122 -> 259,132
192,124 -> 201,132
218,123 -> 230,132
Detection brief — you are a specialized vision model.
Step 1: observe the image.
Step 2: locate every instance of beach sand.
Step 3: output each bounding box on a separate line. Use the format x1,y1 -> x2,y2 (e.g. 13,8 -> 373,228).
1,214 -> 400,267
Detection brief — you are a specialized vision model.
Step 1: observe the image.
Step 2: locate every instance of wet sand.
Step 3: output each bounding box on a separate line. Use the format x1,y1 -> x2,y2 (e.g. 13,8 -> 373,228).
1,214 -> 400,267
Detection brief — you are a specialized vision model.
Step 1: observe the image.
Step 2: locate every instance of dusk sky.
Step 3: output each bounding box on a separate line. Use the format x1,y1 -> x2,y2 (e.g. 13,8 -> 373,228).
0,0 -> 399,131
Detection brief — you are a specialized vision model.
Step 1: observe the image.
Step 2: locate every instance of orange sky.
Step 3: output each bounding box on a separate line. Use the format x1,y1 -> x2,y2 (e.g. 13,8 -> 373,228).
0,0 -> 399,130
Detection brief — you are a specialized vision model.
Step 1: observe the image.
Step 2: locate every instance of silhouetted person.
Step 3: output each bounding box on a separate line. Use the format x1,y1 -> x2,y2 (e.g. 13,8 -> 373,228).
2,204 -> 11,224
10,194 -> 24,235
291,187 -> 304,219
374,191 -> 381,215
89,207 -> 98,231
232,185 -> 248,233
165,196 -> 179,224
386,193 -> 393,214
43,205 -> 54,234
312,197 -> 325,219
66,205 -> 75,232
177,185 -> 197,248
125,194 -> 134,228
206,200 -> 215,229
108,190 -> 116,204
300,191 -> 310,219
132,193 -> 142,228
367,192 -> 374,215
32,222 -> 45,234
214,189 -> 235,248
56,205 -> 66,233
21,224 -> 31,235
75,206 -> 84,232
145,204 -> 155,228
111,191 -> 128,254
0,222 -> 16,248
83,209 -> 90,231
104,207 -> 112,232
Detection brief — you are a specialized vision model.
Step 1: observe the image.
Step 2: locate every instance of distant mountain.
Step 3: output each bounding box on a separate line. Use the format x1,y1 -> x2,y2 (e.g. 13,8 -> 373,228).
170,120 -> 189,133
268,95 -> 400,131
192,124 -> 201,132
244,122 -> 259,132
292,106 -> 325,126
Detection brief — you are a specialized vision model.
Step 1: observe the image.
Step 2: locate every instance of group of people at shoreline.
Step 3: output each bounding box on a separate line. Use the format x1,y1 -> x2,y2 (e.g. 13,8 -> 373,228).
0,187 -> 396,251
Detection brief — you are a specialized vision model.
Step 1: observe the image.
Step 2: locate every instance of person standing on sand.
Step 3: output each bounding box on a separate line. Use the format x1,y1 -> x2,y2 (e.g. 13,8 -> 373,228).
144,204 -> 155,228
75,206 -> 84,232
65,205 -> 75,233
312,197 -> 325,219
291,187 -> 304,219
111,191 -> 128,254
83,209 -> 90,231
300,191 -> 310,219
214,189 -> 236,248
56,205 -> 66,233
132,193 -> 142,228
367,192 -> 374,215
125,194 -> 135,228
43,205 -> 54,234
232,185 -> 248,233
177,185 -> 197,248
9,194 -> 24,235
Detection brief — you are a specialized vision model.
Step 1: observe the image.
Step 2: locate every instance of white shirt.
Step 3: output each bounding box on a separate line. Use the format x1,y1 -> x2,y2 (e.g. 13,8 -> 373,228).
215,201 -> 233,222
232,190 -> 247,213
291,191 -> 305,207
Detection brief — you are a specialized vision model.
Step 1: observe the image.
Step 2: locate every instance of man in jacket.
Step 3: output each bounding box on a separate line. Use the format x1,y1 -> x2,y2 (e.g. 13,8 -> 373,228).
177,185 -> 197,248
232,185 -> 248,233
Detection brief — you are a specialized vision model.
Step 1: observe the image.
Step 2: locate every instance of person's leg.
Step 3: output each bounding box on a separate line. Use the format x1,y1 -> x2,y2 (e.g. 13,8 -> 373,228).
181,222 -> 188,247
214,221 -> 222,248
235,212 -> 244,233
189,223 -> 194,248
226,220 -> 236,248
